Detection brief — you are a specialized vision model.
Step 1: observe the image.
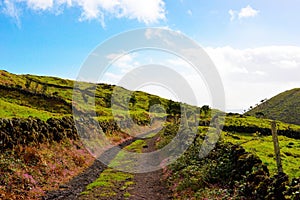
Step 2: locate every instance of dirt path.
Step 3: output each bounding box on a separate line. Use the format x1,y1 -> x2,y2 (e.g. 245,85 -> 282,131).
43,139 -> 136,200
44,135 -> 172,200
129,136 -> 172,200
43,159 -> 106,200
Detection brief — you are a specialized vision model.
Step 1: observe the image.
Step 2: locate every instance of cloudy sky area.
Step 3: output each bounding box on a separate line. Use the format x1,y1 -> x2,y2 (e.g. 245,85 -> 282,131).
1,0 -> 300,112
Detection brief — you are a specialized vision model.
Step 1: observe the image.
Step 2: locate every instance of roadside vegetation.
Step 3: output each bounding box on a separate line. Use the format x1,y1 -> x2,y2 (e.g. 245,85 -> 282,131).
157,122 -> 300,199
0,70 -> 299,199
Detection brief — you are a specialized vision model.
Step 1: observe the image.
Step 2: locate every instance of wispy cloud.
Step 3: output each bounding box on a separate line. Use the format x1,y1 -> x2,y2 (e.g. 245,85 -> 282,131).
2,0 -> 21,28
228,9 -> 235,21
2,0 -> 166,27
26,0 -> 54,10
229,5 -> 259,21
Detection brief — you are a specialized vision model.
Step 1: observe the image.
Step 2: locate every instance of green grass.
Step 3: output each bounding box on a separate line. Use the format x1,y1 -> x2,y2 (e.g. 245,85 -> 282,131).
81,139 -> 147,198
246,88 -> 300,125
0,99 -> 60,120
124,140 -> 146,153
223,131 -> 300,178
108,139 -> 146,169
80,168 -> 133,197
225,115 -> 300,131
0,69 -> 176,126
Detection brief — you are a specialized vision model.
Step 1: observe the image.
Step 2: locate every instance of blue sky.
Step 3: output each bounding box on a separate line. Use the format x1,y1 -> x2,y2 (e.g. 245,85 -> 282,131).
1,0 -> 300,111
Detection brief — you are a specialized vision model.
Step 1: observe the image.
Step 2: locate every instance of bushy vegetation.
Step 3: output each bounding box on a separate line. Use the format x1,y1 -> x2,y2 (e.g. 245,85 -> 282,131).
224,115 -> 300,139
158,124 -> 300,199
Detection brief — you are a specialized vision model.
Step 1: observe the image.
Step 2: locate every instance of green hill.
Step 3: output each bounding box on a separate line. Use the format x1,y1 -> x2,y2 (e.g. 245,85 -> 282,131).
0,70 -> 179,123
0,69 -> 205,135
246,88 -> 300,125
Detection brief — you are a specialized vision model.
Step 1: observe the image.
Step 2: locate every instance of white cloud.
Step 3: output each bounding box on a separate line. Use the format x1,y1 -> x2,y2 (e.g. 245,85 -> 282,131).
206,45 -> 300,82
238,5 -> 259,19
144,27 -> 179,47
2,0 -> 166,27
205,45 -> 300,110
95,45 -> 300,111
106,52 -> 140,73
187,9 -> 192,16
116,0 -> 166,24
229,5 -> 259,21
26,0 -> 53,10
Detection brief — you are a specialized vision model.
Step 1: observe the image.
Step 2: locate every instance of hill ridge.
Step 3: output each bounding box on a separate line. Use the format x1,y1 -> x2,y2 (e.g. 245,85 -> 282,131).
246,88 -> 300,125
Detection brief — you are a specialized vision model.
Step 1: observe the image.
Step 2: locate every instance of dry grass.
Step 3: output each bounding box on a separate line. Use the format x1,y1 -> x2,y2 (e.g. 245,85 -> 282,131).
0,139 -> 94,200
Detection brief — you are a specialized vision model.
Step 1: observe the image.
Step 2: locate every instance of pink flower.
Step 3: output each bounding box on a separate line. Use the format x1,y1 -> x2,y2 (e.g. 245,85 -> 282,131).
23,173 -> 37,184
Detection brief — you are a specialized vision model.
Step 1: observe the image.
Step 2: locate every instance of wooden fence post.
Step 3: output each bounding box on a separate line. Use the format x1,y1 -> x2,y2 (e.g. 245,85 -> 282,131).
271,121 -> 283,173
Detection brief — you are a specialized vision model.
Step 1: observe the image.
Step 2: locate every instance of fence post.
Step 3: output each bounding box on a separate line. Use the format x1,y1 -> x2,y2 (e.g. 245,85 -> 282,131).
271,120 -> 283,173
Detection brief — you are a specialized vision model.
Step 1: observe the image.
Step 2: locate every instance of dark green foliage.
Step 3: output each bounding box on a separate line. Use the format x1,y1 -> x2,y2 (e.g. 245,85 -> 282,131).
0,117 -> 79,151
200,105 -> 210,117
167,101 -> 181,115
148,96 -> 161,111
163,125 -> 298,199
129,95 -> 136,106
223,124 -> 300,139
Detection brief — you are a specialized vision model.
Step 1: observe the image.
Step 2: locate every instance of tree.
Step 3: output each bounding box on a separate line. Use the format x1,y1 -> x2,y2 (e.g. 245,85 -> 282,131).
167,101 -> 181,115
201,105 -> 210,117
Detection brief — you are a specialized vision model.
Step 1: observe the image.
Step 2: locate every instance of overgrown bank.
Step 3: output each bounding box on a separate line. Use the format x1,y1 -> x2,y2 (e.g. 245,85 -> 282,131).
158,124 -> 300,199
0,116 -> 133,200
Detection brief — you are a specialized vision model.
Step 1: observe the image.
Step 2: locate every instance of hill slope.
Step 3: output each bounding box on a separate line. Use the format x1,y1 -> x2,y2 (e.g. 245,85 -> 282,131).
246,88 -> 300,125
0,70 -> 180,123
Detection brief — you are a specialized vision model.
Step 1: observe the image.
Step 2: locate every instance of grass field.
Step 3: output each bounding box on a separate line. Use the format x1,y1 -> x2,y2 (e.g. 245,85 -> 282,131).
223,131 -> 300,178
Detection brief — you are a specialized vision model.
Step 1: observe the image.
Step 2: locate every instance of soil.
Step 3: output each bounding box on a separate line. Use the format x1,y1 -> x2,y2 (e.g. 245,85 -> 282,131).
129,136 -> 172,200
43,135 -> 172,200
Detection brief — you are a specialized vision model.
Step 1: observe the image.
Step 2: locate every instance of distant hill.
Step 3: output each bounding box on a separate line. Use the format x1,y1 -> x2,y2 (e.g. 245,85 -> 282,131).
246,88 -> 300,125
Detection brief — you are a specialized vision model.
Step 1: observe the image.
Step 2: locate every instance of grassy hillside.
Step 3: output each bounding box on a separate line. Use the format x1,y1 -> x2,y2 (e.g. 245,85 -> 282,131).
0,70 -> 184,124
246,88 -> 300,125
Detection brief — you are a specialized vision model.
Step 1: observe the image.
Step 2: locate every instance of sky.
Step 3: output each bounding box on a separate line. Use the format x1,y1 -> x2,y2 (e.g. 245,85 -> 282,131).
1,0 -> 300,112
